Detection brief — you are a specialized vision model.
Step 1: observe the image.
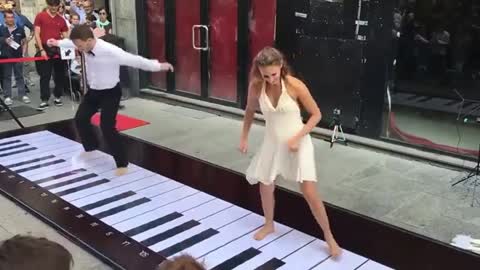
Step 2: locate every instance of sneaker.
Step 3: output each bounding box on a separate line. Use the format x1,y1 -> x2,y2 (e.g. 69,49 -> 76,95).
4,97 -> 12,106
22,96 -> 31,104
37,102 -> 49,111
54,98 -> 63,106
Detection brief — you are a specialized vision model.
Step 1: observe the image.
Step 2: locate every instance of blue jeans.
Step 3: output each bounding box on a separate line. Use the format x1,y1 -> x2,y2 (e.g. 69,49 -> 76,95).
2,62 -> 25,98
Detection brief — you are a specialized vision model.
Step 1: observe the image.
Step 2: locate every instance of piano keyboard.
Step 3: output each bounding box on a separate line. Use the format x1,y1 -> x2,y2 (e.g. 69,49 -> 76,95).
0,131 -> 393,270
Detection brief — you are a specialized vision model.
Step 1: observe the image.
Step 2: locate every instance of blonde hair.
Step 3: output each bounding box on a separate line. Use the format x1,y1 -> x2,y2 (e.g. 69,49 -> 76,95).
249,46 -> 291,81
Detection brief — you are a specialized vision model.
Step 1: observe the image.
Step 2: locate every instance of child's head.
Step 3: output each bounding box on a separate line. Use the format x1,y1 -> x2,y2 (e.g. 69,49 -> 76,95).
85,14 -> 97,28
0,235 -> 73,270
157,254 -> 206,270
70,13 -> 80,26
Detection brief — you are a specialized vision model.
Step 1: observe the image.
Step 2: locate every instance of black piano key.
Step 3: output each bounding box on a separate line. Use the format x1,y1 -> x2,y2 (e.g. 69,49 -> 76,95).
81,191 -> 137,211
159,228 -> 219,258
15,159 -> 66,173
94,198 -> 151,219
211,248 -> 261,270
35,169 -> 87,184
0,139 -> 21,147
7,155 -> 55,168
0,143 -> 29,152
43,173 -> 97,190
141,220 -> 200,247
254,258 -> 286,270
0,147 -> 36,158
55,179 -> 110,197
124,212 -> 183,237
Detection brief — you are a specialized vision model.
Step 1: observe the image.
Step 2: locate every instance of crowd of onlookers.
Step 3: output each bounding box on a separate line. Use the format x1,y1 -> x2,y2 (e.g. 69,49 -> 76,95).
0,0 -> 112,110
0,235 -> 207,269
0,3 -> 207,269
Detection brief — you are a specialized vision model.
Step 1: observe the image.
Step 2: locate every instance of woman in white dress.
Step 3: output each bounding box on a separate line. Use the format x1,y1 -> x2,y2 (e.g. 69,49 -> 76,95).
239,47 -> 341,257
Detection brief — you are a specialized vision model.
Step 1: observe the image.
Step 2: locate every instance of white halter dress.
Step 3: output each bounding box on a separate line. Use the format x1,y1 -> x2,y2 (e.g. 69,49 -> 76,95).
246,80 -> 317,185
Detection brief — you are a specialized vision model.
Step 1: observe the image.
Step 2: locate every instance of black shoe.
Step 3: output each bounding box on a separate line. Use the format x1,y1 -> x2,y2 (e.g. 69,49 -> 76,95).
37,102 -> 49,111
54,98 -> 63,106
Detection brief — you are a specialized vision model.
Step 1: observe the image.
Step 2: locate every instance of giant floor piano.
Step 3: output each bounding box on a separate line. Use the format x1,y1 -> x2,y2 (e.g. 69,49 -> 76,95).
0,120 -> 478,270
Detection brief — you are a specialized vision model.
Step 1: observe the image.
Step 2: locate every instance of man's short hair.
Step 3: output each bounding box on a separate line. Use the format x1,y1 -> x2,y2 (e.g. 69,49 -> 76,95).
70,25 -> 94,41
0,235 -> 73,270
46,0 -> 60,6
3,10 -> 13,17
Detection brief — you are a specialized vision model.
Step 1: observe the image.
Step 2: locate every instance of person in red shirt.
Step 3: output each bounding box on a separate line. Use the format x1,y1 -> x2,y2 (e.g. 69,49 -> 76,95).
34,0 -> 68,111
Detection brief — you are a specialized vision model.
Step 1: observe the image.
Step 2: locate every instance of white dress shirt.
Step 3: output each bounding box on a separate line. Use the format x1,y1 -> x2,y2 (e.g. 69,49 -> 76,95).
58,38 -> 167,90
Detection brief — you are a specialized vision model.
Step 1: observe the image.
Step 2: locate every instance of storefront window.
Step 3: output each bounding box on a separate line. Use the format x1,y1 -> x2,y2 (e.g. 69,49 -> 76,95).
383,0 -> 480,157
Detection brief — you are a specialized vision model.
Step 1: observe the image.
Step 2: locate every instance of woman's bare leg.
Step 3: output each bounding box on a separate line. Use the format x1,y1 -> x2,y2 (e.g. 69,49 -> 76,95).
254,182 -> 276,240
300,181 -> 342,257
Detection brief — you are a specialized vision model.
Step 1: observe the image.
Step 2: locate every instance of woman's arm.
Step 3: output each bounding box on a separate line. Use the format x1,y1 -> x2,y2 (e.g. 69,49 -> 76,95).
290,77 -> 322,139
240,81 -> 261,141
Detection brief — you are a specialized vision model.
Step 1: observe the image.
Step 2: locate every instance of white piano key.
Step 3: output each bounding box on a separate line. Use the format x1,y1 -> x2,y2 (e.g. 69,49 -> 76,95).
185,213 -> 264,259
130,198 -> 230,242
0,131 -> 50,144
234,230 -> 315,270
147,202 -> 247,253
277,239 -> 330,270
202,222 -> 291,269
86,193 -> 147,215
311,249 -> 367,270
100,185 -> 199,225
357,260 -> 394,270
153,211 -> 255,256
113,192 -> 214,232
21,155 -> 111,179
6,144 -> 83,170
69,174 -> 167,206
49,175 -> 104,193
0,137 -> 77,163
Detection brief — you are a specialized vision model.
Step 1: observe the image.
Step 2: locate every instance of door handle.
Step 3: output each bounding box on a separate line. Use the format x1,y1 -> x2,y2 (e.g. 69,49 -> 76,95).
192,25 -> 209,51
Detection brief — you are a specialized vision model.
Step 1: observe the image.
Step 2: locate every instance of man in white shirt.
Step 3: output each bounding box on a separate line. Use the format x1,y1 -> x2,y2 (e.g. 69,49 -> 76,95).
47,25 -> 173,176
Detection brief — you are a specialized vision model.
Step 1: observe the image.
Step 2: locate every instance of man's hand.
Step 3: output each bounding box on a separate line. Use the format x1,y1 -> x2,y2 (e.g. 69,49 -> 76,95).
46,38 -> 59,47
161,62 -> 174,72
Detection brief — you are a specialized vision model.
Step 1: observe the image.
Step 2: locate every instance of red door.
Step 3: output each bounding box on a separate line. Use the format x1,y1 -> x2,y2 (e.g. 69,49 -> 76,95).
146,0 -> 167,90
146,0 -> 262,106
208,0 -> 238,102
175,0 -> 202,96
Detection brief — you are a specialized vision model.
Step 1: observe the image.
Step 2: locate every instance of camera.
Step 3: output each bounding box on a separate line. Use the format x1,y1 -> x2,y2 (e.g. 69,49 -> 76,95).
333,108 -> 341,116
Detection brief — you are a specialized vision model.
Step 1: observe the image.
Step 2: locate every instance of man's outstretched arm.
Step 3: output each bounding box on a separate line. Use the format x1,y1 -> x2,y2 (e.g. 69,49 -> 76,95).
110,43 -> 173,72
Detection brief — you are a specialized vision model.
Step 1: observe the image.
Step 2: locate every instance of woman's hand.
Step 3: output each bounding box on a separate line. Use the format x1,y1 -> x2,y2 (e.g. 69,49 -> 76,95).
239,137 -> 248,154
287,136 -> 300,152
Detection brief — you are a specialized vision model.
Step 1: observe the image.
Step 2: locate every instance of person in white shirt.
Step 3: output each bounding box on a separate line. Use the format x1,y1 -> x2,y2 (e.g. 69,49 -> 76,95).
47,25 -> 173,176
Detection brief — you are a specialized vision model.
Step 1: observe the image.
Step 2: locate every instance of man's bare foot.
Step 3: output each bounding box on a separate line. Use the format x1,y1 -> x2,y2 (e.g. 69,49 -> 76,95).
115,167 -> 128,176
325,234 -> 342,258
254,223 -> 274,241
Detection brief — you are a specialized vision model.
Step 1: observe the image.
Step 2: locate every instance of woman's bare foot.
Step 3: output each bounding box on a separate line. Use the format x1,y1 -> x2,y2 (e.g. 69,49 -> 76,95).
254,223 -> 274,241
325,234 -> 342,258
115,167 -> 128,176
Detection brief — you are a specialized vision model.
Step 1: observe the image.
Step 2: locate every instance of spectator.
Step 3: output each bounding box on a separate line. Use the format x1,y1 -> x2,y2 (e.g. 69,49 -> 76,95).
96,7 -> 111,34
157,255 -> 206,270
82,0 -> 98,20
0,235 -> 73,270
69,12 -> 80,30
0,9 -> 29,105
34,0 -> 68,110
6,0 -> 35,90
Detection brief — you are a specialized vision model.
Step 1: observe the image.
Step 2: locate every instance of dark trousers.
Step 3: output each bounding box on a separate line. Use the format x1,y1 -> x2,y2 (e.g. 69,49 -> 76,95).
74,84 -> 128,168
3,62 -> 25,98
38,58 -> 65,102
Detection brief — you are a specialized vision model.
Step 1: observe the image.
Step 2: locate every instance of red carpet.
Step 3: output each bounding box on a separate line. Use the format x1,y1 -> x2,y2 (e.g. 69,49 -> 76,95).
91,113 -> 149,131
388,112 -> 478,157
